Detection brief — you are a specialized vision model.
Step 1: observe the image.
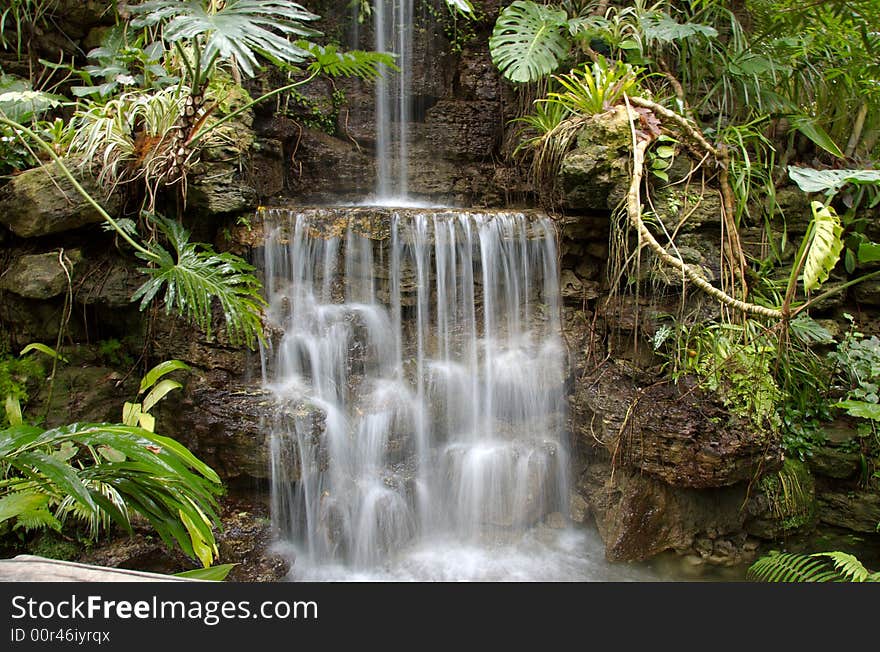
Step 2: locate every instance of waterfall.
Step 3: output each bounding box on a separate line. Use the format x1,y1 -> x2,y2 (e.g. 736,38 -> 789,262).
372,0 -> 413,201
262,207 -> 575,579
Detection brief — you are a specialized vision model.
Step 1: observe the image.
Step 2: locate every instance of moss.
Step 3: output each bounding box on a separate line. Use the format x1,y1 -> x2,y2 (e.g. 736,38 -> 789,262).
759,458 -> 817,532
28,532 -> 81,561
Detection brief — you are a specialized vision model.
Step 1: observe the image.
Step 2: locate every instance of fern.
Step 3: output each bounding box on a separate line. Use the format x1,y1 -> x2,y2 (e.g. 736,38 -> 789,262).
748,551 -> 846,582
298,41 -> 398,81
802,201 -> 844,293
131,216 -> 265,349
489,0 -> 570,83
749,550 -> 880,582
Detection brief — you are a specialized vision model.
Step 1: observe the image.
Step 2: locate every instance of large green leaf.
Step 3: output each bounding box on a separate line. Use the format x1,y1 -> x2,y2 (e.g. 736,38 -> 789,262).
131,217 -> 265,349
802,201 -> 843,293
834,399 -> 880,421
641,14 -> 717,43
139,359 -> 191,394
142,379 -> 183,414
489,1 -> 570,83
790,116 -> 845,159
12,451 -> 97,514
175,563 -> 237,580
130,0 -> 320,80
788,166 -> 880,195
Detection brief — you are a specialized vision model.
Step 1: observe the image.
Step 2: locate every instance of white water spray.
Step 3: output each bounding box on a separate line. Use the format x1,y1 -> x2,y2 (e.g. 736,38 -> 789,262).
262,207 -> 575,579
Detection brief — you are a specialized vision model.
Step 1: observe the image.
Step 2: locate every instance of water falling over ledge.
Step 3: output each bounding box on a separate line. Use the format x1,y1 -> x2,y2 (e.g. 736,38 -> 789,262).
258,206 -> 586,580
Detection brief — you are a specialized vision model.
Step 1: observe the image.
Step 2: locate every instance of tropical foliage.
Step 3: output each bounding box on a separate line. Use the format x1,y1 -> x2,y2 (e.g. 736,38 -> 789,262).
748,551 -> 880,582
1,355 -> 223,567
0,0 -> 398,571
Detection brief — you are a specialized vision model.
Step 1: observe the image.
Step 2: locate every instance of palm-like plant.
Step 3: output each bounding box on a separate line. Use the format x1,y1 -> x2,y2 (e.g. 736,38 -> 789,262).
0,422 -> 223,567
545,57 -> 640,115
129,0 -> 320,179
130,0 -> 320,89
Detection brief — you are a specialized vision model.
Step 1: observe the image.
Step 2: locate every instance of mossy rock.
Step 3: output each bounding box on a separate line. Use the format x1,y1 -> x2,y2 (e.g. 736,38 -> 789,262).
745,457 -> 817,539
560,106 -> 636,211
0,160 -> 122,238
651,185 -> 722,233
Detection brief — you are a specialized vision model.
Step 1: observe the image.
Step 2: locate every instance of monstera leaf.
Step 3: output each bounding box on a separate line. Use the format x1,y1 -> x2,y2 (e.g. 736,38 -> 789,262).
130,0 -> 320,81
489,1 -> 571,83
802,201 -> 843,293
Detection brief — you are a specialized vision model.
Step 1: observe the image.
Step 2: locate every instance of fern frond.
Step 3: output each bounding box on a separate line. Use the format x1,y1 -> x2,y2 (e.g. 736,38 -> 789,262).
131,216 -> 265,349
298,41 -> 398,81
817,551 -> 872,582
748,550 -> 873,582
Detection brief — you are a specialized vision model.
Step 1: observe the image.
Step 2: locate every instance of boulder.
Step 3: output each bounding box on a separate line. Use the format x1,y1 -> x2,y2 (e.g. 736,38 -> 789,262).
188,161 -> 259,217
808,446 -> 861,479
0,249 -> 82,299
0,161 -> 122,237
581,458 -> 749,563
818,488 -> 880,533
560,106 -> 635,211
582,367 -> 782,489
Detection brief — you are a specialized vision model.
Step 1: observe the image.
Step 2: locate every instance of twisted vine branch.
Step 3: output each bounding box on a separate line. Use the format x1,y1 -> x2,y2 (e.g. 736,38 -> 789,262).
622,97 -> 783,320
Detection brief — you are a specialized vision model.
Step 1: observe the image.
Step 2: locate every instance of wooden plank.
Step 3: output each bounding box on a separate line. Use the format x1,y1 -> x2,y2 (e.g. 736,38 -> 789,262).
0,555 -> 194,582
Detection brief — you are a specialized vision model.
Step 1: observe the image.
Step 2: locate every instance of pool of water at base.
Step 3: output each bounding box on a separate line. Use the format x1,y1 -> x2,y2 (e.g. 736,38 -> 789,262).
272,523 -> 748,582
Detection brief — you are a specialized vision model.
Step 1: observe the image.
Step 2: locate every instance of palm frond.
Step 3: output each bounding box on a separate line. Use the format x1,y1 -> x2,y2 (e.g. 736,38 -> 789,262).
131,216 -> 265,349
0,420 -> 224,564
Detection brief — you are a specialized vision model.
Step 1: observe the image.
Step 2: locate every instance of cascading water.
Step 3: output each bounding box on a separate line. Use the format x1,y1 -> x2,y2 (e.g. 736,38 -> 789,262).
260,207 -> 650,580
256,2 -> 675,582
372,0 -> 413,201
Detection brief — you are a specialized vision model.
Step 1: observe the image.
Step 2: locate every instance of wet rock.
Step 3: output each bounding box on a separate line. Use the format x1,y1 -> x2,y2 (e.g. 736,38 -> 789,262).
818,488 -> 880,533
569,492 -> 589,524
583,367 -> 782,488
0,161 -> 122,237
250,138 -> 285,199
216,496 -> 289,582
0,249 -> 82,299
158,381 -> 280,482
808,446 -> 861,479
424,100 -> 500,159
581,458 -> 749,562
286,128 -> 375,200
457,48 -> 501,102
546,512 -> 567,529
